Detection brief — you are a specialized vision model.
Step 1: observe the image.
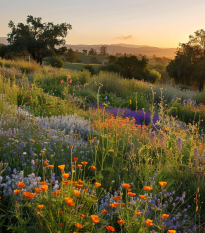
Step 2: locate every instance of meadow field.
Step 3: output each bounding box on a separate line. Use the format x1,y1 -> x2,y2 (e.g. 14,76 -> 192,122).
0,58 -> 205,233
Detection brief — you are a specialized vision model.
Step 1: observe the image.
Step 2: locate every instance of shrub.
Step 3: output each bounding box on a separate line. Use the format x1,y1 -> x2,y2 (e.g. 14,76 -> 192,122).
99,64 -> 121,74
49,56 -> 64,69
78,69 -> 91,85
147,69 -> 161,84
81,65 -> 95,76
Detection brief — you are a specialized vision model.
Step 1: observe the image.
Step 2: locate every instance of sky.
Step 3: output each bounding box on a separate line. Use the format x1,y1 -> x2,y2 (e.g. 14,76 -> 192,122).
1,0 -> 205,48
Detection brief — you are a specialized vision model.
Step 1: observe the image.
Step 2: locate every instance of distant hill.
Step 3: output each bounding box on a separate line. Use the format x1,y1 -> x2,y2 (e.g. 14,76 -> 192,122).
0,37 -> 177,59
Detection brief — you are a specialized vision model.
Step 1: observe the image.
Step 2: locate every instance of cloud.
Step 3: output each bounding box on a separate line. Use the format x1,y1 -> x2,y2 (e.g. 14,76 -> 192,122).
115,35 -> 136,40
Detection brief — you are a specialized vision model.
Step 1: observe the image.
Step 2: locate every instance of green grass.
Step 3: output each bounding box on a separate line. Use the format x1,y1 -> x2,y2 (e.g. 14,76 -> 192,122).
77,54 -> 107,63
63,62 -> 103,73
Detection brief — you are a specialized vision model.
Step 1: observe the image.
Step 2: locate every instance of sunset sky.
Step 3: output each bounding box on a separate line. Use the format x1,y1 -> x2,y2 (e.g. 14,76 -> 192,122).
1,0 -> 205,48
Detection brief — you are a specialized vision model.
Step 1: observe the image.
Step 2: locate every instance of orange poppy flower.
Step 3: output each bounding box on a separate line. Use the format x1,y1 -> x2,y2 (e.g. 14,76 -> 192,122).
106,226 -> 115,231
60,210 -> 63,213
63,181 -> 70,186
75,223 -> 84,229
91,165 -> 96,170
117,220 -> 125,225
81,214 -> 86,218
144,186 -> 153,192
40,185 -> 48,192
90,215 -> 100,223
58,223 -> 63,227
74,190 -> 81,196
48,165 -> 54,169
167,231 -> 176,233
40,181 -> 47,185
139,195 -> 146,200
145,219 -> 153,226
121,203 -> 125,205
52,190 -> 61,196
102,209 -> 108,214
62,173 -> 70,179
135,211 -> 141,215
161,214 -> 169,219
122,183 -> 130,189
74,158 -> 78,162
92,195 -> 98,200
76,184 -> 83,190
112,196 -> 121,201
44,160 -> 48,166
84,188 -> 88,193
64,197 -> 75,207
94,182 -> 101,188
38,205 -> 44,210
58,165 -> 65,171
78,180 -> 83,184
81,162 -> 88,166
109,203 -> 120,208
77,164 -> 82,168
35,188 -> 40,193
23,192 -> 35,200
14,190 -> 21,194
127,192 -> 136,197
159,181 -> 167,188
40,150 -> 45,154
16,182 -> 25,189
128,189 -> 131,192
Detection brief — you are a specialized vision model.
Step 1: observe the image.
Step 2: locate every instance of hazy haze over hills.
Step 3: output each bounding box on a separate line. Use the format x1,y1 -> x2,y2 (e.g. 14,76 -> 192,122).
0,37 -> 177,59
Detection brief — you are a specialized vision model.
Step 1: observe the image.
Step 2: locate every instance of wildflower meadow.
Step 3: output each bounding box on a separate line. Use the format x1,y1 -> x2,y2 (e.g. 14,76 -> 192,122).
0,59 -> 205,233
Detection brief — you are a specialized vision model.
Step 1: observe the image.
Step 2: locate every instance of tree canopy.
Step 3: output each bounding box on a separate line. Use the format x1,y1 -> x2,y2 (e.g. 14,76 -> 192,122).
88,48 -> 97,56
115,55 -> 149,79
166,42 -> 205,92
65,48 -> 78,63
7,15 -> 72,65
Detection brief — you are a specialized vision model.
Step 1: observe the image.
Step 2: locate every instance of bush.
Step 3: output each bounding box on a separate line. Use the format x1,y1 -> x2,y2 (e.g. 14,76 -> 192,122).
79,69 -> 91,85
147,69 -> 161,84
49,56 -> 64,69
99,64 -> 121,74
81,65 -> 95,76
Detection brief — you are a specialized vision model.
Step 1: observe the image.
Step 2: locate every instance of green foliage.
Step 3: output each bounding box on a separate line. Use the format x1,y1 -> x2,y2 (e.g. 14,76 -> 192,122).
114,55 -> 149,79
81,65 -> 95,75
78,69 -> 91,85
49,56 -> 64,69
65,48 -> 78,63
63,62 -> 102,73
75,87 -> 97,103
0,44 -> 9,59
108,55 -> 118,64
147,69 -> 161,84
99,63 -> 122,74
166,43 -> 205,92
7,15 -> 72,65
